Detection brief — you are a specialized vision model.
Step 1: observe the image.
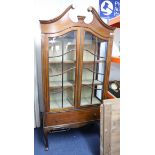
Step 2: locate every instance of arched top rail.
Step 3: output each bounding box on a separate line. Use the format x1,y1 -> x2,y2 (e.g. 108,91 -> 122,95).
39,5 -> 115,38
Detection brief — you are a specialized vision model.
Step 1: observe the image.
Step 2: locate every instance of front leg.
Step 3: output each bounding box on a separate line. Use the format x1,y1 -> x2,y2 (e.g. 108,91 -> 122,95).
43,128 -> 49,151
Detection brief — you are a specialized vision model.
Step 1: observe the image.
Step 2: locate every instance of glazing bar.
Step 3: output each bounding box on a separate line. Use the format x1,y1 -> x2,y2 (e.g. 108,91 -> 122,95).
91,37 -> 97,104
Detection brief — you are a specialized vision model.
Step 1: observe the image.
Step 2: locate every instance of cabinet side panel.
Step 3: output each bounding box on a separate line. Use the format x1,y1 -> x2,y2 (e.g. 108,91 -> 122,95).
42,34 -> 50,112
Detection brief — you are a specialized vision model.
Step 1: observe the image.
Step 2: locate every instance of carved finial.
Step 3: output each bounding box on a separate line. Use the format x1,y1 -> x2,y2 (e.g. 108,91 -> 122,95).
87,6 -> 92,12
87,6 -> 115,31
72,4 -> 75,9
77,16 -> 86,23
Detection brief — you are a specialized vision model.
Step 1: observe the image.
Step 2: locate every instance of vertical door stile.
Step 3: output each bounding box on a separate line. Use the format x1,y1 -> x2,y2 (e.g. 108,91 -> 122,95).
103,37 -> 114,99
42,34 -> 50,112
74,28 -> 80,108
62,39 -> 64,108
77,28 -> 85,107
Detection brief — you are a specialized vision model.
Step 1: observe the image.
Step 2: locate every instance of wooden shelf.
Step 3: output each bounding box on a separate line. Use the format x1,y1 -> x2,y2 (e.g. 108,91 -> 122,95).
111,57 -> 120,64
83,60 -> 105,63
82,80 -> 102,85
49,81 -> 73,89
49,60 -> 74,64
49,59 -> 105,64
50,97 -> 100,109
81,97 -> 100,106
108,16 -> 120,28
49,80 -> 103,89
50,98 -> 74,109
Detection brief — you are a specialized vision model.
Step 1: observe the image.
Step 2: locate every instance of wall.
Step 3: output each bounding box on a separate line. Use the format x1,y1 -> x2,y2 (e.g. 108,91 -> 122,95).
109,28 -> 120,81
112,28 -> 120,57
109,63 -> 120,81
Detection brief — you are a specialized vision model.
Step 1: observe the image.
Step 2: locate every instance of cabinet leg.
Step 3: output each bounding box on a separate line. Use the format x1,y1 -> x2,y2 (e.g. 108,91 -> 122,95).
43,129 -> 49,151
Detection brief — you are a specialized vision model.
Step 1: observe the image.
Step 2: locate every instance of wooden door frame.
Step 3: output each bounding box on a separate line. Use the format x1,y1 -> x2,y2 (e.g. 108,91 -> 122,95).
42,34 -> 50,112
42,29 -> 81,112
103,36 -> 114,99
77,28 -> 114,106
76,28 -> 84,107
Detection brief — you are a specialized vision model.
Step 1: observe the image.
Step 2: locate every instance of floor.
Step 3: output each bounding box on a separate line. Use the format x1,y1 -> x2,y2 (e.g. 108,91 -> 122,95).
34,123 -> 100,155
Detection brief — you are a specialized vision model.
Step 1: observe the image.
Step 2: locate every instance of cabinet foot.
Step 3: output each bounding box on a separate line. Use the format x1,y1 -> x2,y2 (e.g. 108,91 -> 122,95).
45,147 -> 49,151
43,129 -> 49,151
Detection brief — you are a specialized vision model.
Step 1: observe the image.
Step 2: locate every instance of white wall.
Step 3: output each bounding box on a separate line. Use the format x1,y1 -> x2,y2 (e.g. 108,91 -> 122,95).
109,63 -> 120,81
109,28 -> 120,81
112,28 -> 120,57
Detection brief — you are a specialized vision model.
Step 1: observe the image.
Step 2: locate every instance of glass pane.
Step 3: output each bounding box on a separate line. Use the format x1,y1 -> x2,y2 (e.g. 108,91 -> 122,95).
80,32 -> 108,106
48,31 -> 76,110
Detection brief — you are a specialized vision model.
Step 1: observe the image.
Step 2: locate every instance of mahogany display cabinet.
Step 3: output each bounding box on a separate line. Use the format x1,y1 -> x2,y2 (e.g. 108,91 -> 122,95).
39,5 -> 115,150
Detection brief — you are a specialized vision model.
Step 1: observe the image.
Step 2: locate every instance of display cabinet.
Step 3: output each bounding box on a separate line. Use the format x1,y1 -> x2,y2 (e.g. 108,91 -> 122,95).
39,5 -> 115,150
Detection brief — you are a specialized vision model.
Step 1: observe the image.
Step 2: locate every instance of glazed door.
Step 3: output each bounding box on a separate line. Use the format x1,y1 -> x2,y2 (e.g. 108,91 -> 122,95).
48,31 -> 77,111
79,31 -> 108,106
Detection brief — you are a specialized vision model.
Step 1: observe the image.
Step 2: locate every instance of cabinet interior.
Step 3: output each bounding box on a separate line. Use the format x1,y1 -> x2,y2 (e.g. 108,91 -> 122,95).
48,31 -> 108,110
